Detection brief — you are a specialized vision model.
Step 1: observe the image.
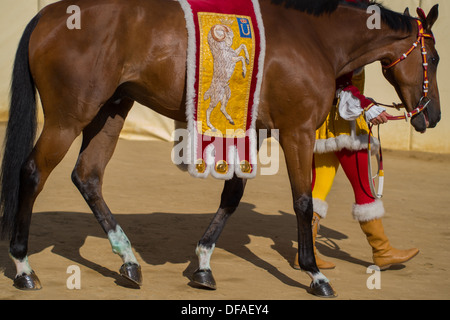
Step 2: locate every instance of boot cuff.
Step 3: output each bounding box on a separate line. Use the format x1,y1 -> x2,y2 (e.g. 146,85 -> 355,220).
352,200 -> 385,222
313,198 -> 328,219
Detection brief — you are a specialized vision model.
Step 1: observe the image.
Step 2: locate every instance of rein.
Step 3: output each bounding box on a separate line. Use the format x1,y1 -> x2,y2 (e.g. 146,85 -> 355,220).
376,97 -> 431,122
367,124 -> 384,199
367,19 -> 435,199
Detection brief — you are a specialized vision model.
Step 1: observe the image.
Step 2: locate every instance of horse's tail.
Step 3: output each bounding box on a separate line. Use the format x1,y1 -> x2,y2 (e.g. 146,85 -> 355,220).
0,13 -> 41,239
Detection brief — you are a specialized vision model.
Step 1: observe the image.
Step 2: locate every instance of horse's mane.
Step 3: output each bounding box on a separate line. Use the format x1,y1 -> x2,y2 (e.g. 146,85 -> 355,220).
271,0 -> 413,32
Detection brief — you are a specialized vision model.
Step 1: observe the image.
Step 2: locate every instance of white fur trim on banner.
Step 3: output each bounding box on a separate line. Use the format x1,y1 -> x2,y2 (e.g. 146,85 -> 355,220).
313,198 -> 328,219
178,0 -> 198,178
248,0 -> 266,133
352,200 -> 385,222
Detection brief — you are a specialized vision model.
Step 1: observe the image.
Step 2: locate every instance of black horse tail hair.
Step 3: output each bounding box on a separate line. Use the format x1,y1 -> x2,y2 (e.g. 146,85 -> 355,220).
0,13 -> 42,239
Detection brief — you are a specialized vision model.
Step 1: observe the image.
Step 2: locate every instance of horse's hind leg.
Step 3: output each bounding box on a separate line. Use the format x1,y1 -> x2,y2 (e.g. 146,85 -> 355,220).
193,175 -> 246,289
9,123 -> 85,289
71,98 -> 142,286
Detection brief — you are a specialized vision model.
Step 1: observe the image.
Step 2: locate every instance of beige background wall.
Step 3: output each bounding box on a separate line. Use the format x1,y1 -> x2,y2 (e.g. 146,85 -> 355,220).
0,0 -> 448,152
0,0 -> 174,141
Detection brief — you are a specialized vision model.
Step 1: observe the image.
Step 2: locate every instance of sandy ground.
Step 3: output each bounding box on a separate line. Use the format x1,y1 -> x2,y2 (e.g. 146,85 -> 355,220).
1,124 -> 450,301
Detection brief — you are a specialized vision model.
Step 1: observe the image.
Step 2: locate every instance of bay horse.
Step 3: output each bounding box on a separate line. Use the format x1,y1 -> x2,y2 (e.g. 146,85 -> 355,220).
0,0 -> 440,297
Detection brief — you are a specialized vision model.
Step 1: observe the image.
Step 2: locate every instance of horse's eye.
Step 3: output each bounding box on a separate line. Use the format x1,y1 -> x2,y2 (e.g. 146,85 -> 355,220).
430,57 -> 440,65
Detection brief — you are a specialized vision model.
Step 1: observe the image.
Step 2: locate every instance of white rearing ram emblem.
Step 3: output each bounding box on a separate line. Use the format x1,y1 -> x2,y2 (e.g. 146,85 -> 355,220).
204,23 -> 250,132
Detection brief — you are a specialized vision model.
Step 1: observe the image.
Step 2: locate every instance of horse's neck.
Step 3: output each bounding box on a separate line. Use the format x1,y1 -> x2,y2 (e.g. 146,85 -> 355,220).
329,7 -> 416,77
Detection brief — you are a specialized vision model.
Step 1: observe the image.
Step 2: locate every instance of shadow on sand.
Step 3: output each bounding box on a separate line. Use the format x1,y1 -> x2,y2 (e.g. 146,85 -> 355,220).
1,202 -> 374,289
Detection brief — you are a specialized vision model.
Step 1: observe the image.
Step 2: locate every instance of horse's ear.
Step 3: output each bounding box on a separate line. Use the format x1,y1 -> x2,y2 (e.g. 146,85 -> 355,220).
416,7 -> 427,23
404,7 -> 410,17
426,4 -> 439,30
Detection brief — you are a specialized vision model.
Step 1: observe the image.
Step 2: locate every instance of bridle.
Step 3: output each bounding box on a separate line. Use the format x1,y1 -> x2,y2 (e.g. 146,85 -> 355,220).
379,18 -> 435,121
368,18 -> 435,199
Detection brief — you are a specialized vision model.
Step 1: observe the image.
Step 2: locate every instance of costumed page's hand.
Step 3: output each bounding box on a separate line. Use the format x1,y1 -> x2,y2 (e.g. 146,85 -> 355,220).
370,111 -> 391,125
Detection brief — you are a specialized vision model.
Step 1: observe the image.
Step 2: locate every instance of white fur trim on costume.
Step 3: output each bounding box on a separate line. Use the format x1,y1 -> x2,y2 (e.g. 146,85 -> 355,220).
313,198 -> 328,219
314,133 -> 380,154
352,200 -> 385,222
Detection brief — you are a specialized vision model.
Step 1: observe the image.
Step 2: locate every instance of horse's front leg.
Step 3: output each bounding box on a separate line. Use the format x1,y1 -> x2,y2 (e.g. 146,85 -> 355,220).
193,176 -> 247,289
279,129 -> 337,298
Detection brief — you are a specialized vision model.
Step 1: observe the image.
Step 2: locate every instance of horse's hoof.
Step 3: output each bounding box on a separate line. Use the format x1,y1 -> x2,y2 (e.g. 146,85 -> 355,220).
13,271 -> 42,290
192,269 -> 216,290
308,281 -> 337,298
119,262 -> 143,287
229,119 -> 235,125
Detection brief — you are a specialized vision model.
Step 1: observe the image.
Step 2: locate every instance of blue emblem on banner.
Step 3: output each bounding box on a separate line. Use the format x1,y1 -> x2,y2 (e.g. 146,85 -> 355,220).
237,17 -> 252,38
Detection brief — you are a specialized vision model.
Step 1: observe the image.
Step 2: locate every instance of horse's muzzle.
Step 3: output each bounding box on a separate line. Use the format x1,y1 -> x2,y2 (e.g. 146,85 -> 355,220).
411,101 -> 441,133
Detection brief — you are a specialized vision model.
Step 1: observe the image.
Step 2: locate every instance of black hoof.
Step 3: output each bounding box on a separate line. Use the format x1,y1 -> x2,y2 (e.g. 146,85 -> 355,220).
308,281 -> 337,298
192,269 -> 216,290
119,262 -> 143,287
13,271 -> 42,290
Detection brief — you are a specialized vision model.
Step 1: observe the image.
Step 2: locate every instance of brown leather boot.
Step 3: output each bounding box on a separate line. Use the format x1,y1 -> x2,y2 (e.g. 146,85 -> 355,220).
294,212 -> 336,270
359,218 -> 419,270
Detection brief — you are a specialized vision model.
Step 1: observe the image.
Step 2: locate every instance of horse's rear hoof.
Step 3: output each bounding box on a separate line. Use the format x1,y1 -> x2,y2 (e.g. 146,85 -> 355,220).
309,281 -> 337,298
119,262 -> 143,287
13,271 -> 42,290
192,269 -> 216,290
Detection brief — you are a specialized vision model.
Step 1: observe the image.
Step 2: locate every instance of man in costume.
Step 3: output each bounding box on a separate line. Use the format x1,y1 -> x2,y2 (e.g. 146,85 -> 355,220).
294,68 -> 419,270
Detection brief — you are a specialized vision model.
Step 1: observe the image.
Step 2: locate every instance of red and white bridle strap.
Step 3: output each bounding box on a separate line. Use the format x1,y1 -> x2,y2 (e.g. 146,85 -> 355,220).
381,19 -> 434,121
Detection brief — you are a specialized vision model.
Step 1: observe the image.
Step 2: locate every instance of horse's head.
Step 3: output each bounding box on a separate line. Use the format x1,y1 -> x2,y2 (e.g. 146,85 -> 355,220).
382,5 -> 440,133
